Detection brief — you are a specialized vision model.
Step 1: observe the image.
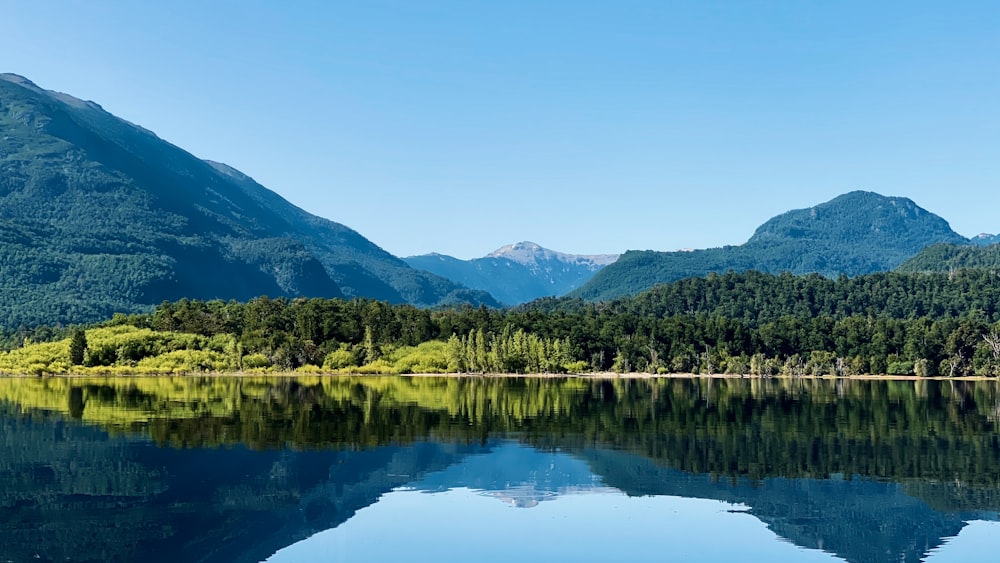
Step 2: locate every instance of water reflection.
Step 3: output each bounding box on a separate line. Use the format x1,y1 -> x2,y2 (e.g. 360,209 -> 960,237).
0,376 -> 998,562
268,488 -> 842,563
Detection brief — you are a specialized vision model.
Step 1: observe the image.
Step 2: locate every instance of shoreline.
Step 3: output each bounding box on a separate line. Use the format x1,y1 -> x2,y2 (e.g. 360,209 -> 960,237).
1,371 -> 997,382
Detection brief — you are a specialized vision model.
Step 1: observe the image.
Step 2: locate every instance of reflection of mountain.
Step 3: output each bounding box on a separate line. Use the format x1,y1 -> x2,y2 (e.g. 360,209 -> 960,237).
406,442 -> 1000,563
0,406 -> 487,563
412,441 -> 611,508
578,447 -> 999,563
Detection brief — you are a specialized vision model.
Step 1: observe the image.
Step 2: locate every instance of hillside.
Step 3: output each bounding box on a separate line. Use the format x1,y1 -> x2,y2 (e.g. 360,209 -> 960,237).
0,74 -> 495,327
405,242 -> 618,305
896,243 -> 1000,273
572,191 -> 968,301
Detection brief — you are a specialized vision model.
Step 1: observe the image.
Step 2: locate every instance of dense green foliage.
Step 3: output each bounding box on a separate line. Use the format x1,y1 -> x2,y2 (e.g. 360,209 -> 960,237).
587,269 -> 1000,324
573,191 -> 969,301
897,243 -> 1000,273
0,74 -> 495,329
537,270 -> 1000,376
7,268 -> 1000,376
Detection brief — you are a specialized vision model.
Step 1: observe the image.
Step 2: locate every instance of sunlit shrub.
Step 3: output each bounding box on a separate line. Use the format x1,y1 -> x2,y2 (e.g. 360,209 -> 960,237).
354,359 -> 399,374
136,350 -> 229,373
322,347 -> 355,370
242,353 -> 271,370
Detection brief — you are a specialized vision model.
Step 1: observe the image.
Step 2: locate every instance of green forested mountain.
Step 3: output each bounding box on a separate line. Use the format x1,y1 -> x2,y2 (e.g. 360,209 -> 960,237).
897,243 -> 1000,273
0,74 -> 495,327
404,241 -> 618,305
572,191 -> 969,301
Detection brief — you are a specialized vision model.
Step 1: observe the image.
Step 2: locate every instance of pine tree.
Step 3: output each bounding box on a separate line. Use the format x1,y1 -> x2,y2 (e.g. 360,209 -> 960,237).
69,329 -> 88,366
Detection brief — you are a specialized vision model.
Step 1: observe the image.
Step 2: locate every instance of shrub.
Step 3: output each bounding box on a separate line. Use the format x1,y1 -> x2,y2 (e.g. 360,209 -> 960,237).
887,361 -> 915,376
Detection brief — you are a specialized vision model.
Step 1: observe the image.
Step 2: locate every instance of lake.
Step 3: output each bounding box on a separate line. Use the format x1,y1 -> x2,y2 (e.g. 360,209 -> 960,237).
1,375 -> 999,562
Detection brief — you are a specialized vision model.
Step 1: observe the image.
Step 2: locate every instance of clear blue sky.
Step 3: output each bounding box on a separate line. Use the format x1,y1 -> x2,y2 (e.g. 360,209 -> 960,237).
3,1 -> 997,259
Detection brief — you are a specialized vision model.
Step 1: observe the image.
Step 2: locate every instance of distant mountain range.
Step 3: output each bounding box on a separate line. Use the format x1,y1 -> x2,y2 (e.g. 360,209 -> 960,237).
970,233 -> 1000,246
571,191 -> 975,301
405,242 -> 618,305
0,74 -> 497,327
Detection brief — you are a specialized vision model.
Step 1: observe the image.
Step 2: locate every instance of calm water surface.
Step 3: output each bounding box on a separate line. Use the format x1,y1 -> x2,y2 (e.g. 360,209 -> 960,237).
1,376 -> 999,562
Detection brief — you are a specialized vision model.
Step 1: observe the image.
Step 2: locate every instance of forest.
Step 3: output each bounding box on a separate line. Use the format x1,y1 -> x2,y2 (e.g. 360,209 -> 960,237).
4,269 -> 1000,377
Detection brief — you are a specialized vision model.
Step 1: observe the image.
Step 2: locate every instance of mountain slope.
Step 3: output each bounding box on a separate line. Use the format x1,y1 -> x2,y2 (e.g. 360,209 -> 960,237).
572,191 -> 968,301
0,74 -> 495,327
405,241 -> 618,305
207,162 -> 498,307
896,243 -> 1000,273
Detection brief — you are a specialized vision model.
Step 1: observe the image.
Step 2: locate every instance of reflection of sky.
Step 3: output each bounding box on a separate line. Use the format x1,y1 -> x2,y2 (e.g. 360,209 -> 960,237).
924,521 -> 1000,563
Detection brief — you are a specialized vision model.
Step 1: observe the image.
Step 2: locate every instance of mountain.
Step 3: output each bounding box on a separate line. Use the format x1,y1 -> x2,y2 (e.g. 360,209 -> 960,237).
896,242 -> 1000,273
571,191 -> 969,301
0,74 -> 496,327
404,241 -> 618,305
970,233 -> 1000,246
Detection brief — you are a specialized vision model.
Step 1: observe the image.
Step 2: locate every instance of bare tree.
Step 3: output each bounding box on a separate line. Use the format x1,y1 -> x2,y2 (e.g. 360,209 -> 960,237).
983,331 -> 1000,361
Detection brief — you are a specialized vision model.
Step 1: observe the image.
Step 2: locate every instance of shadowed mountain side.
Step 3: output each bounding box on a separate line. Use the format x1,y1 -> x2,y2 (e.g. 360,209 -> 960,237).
405,241 -> 618,305
572,191 -> 968,301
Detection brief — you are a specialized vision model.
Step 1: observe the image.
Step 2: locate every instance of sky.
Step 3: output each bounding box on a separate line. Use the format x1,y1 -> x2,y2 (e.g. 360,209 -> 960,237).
2,0 -> 997,259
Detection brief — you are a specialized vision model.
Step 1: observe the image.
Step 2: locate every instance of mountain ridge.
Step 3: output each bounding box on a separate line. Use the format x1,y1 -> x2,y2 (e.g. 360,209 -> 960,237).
487,241 -> 618,267
404,241 -> 619,305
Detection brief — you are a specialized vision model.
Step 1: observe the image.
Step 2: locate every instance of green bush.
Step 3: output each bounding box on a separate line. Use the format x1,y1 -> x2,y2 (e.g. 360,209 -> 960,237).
242,353 -> 271,370
887,361 -> 915,376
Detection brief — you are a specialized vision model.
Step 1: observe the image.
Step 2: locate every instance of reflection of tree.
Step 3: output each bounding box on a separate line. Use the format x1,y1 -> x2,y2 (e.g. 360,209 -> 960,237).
2,376 -> 999,487
0,403 -> 484,563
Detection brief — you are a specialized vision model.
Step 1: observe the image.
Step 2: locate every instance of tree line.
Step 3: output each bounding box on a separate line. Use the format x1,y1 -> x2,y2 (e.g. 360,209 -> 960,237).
6,269 -> 1000,376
